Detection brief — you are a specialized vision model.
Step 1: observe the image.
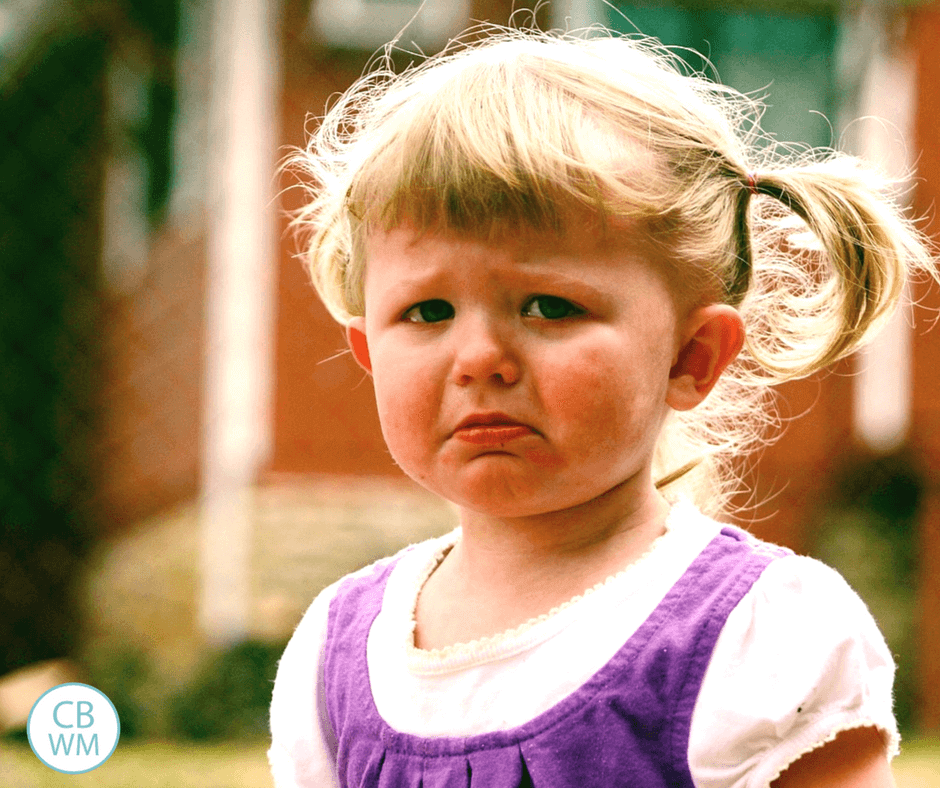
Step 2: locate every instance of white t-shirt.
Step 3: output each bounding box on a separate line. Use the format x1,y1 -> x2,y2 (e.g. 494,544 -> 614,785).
269,499 -> 898,788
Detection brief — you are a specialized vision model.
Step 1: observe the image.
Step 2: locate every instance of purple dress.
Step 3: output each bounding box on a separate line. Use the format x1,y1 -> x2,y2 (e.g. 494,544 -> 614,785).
324,527 -> 790,787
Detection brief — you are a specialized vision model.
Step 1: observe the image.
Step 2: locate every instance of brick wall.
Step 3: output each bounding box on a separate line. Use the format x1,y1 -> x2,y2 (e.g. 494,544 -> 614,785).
909,3 -> 940,734
98,224 -> 206,531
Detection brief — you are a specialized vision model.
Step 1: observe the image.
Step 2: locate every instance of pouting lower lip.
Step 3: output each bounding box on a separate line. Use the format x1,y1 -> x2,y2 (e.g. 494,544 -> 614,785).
453,425 -> 535,445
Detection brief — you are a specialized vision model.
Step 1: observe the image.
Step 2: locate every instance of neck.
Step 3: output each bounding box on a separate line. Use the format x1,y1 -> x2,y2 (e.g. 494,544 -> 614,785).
452,476 -> 669,600
413,476 -> 671,651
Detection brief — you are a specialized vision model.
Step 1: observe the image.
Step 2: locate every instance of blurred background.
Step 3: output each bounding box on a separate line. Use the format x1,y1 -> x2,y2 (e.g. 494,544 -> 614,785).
1,0 -> 940,785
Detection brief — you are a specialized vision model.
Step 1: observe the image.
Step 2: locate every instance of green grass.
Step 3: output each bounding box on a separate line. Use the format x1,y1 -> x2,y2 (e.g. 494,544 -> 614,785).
0,740 -> 274,788
894,737 -> 940,788
0,737 -> 938,787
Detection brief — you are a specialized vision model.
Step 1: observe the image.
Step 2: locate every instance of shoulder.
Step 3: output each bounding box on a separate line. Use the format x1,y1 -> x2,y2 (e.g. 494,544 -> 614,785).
724,553 -> 894,682
272,530 -> 456,693
688,552 -> 897,788
268,532 -> 457,786
267,555 -> 395,784
270,549 -> 402,705
718,549 -> 881,633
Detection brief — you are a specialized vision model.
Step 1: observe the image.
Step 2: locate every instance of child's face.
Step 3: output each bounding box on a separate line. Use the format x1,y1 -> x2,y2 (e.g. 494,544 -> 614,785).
348,218 -> 696,519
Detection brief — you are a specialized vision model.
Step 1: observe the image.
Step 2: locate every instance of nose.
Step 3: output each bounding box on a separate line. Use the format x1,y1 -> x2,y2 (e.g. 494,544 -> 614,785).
451,313 -> 521,387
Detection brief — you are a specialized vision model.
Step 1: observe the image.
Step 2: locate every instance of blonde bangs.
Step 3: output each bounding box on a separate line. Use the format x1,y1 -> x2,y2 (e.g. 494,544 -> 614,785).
345,46 -> 670,240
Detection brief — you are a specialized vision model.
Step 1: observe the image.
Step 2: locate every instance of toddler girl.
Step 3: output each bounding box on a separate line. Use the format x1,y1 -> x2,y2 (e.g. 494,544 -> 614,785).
269,26 -> 934,788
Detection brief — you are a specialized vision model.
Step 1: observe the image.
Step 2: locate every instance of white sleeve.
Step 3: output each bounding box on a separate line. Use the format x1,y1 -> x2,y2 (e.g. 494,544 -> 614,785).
268,582 -> 341,788
688,555 -> 898,788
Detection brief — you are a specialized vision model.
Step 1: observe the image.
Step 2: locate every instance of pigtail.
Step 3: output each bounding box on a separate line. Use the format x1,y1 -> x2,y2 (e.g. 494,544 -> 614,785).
655,155 -> 936,513
740,157 -> 934,382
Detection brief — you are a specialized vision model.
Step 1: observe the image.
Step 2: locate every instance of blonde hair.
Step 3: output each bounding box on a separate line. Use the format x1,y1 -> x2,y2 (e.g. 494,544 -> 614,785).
288,26 -> 936,516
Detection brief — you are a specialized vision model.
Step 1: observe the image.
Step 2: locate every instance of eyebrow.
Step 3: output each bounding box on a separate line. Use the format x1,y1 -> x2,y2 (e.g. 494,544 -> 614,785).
497,265 -> 611,301
370,239 -> 623,306
378,269 -> 448,295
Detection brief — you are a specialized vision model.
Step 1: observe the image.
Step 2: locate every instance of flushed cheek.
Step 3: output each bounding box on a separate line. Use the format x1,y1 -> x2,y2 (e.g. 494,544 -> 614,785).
538,352 -> 662,459
372,363 -> 442,474
542,379 -> 627,454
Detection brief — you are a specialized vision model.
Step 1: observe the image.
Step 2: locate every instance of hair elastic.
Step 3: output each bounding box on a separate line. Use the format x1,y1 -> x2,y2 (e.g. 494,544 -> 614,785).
746,172 -> 759,196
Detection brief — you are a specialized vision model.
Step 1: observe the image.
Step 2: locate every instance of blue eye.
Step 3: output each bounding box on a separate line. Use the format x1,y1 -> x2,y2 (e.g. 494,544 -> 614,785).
403,299 -> 454,323
523,295 -> 583,320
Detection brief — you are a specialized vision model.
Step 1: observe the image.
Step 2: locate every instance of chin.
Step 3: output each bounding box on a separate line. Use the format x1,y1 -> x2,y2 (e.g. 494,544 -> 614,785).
446,481 -> 592,520
400,472 -> 543,519
398,456 -> 632,520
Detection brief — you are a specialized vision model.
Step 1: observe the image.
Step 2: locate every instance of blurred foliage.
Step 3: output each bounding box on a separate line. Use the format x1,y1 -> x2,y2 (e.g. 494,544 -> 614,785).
812,451 -> 922,733
169,640 -> 287,741
0,0 -> 178,676
607,2 -> 836,149
1,726 -> 29,744
86,648 -> 151,739
112,0 -> 180,223
0,20 -> 107,675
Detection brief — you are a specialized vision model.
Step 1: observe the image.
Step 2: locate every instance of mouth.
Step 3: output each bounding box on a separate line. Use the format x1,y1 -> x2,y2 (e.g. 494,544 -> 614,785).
453,412 -> 530,430
451,413 -> 538,445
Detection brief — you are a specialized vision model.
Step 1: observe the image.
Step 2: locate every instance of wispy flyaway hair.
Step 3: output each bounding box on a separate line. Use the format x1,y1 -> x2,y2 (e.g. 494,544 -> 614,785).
288,25 -> 936,514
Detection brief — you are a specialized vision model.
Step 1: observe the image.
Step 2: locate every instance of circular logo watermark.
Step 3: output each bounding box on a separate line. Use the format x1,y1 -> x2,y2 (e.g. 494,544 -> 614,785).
27,683 -> 120,774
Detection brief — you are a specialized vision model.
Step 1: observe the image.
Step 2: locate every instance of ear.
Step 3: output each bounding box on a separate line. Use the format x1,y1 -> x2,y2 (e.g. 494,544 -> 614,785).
346,317 -> 372,374
666,304 -> 744,411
